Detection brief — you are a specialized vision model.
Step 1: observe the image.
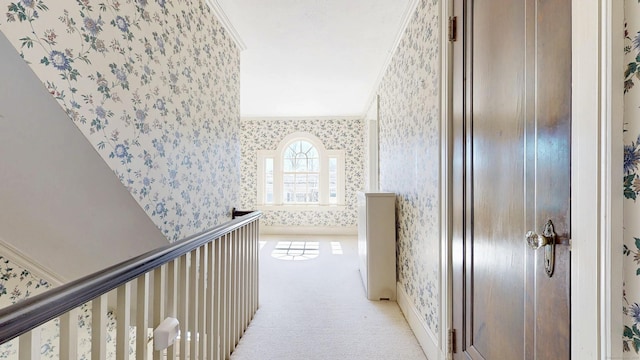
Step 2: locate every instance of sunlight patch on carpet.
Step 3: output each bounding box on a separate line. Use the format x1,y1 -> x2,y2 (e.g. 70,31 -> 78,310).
331,241 -> 343,255
271,241 -> 320,261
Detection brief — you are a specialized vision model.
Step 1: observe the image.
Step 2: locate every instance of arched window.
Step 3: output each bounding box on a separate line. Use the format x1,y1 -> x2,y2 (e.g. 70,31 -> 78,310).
283,140 -> 319,203
257,132 -> 345,207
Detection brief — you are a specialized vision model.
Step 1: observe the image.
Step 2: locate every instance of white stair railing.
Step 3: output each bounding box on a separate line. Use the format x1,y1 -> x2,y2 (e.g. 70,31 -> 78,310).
0,211 -> 261,360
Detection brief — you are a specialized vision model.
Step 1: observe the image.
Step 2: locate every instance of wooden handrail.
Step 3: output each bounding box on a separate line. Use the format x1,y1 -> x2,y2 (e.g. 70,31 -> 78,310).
0,211 -> 261,344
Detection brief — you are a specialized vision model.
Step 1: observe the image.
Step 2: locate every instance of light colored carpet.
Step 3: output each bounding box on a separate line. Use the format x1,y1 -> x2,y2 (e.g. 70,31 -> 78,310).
230,235 -> 428,360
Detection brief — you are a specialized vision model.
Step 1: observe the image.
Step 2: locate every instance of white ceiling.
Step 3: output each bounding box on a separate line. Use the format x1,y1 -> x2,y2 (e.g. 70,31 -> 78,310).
214,0 -> 414,118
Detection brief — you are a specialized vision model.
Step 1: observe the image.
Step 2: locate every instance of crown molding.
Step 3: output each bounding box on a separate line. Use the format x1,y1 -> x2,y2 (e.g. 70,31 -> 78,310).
0,237 -> 67,286
361,0 -> 420,116
241,116 -> 362,121
205,0 -> 247,51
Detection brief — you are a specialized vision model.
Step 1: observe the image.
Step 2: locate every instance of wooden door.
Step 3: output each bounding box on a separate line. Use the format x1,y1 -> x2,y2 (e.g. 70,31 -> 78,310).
451,0 -> 571,359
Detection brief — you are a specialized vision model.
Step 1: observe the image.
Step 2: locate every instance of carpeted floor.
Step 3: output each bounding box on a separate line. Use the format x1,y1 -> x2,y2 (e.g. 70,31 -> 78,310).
229,235 -> 428,360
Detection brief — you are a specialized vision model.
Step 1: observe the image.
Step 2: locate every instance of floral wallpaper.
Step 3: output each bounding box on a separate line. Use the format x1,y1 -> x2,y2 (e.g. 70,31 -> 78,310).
0,0 -> 241,242
624,1 -> 640,355
376,0 -> 441,335
239,118 -> 364,228
0,255 -> 51,358
0,255 -> 50,306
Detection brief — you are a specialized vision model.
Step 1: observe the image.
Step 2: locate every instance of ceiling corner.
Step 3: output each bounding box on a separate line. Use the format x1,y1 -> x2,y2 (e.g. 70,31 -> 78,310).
205,0 -> 247,51
359,0 -> 421,117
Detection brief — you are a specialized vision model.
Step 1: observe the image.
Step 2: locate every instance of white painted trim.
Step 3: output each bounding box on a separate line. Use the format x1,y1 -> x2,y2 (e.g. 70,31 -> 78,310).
204,0 -> 247,51
259,225 -> 357,236
256,205 -> 347,212
0,237 -> 66,286
571,0 -> 600,355
397,283 -> 445,360
329,150 -> 347,205
602,0 -> 624,358
256,150 -> 269,205
364,95 -> 380,192
440,0 -> 453,359
240,116 -> 362,122
360,0 -> 421,116
571,0 -> 622,358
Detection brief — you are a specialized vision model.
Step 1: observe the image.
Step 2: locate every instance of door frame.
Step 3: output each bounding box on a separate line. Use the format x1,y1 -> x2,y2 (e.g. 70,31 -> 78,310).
443,1 -> 624,359
568,1 -> 624,358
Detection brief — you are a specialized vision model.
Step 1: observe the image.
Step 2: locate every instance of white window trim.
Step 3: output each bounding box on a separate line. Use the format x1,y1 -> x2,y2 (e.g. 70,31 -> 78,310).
327,149 -> 345,206
257,132 -> 345,208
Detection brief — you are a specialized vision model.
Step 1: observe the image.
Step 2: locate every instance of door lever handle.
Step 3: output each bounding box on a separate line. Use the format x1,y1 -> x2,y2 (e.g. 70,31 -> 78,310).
525,220 -> 556,277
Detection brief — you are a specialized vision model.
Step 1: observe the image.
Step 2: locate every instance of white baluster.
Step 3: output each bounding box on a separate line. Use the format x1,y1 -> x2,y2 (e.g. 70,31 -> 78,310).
153,266 -> 166,360
92,295 -> 108,360
166,259 -> 179,360
230,230 -> 238,351
179,254 -> 189,360
239,227 -> 247,333
189,249 -> 199,359
117,283 -> 131,360
236,229 -> 243,344
214,237 -> 223,360
253,222 -> 258,311
18,328 -> 40,360
252,220 -> 260,312
223,234 -> 231,358
206,242 -> 216,360
137,274 -> 149,360
198,245 -> 207,358
60,308 -> 78,359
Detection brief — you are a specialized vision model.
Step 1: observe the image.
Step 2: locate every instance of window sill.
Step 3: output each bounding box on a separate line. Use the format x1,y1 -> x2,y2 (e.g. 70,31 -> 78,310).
256,204 -> 347,212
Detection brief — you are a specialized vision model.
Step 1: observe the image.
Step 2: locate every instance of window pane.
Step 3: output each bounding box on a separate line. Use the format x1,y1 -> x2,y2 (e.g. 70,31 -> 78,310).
293,174 -> 307,201
265,158 -> 274,203
308,173 -> 319,202
307,147 -> 319,159
290,141 -> 300,154
300,141 -> 311,153
283,173 -> 296,202
282,140 -> 320,203
283,156 -> 295,171
329,157 -> 337,203
282,172 -> 320,203
285,141 -> 319,172
295,153 -> 307,171
308,157 -> 319,172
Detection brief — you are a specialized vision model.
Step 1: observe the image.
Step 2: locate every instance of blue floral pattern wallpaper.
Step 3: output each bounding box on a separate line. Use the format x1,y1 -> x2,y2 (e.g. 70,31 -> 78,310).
0,255 -> 50,306
0,0 -> 241,242
377,0 -> 441,335
240,118 -> 364,228
624,1 -> 640,355
0,255 -> 51,358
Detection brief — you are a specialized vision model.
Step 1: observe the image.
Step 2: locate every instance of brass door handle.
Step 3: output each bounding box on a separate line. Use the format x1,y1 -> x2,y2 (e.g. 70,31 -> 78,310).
525,220 -> 556,277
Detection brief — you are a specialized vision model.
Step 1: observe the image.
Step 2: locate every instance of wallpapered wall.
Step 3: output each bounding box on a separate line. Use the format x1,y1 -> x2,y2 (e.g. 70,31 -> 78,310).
0,255 -> 52,358
0,256 -> 50,307
0,0 -> 241,242
239,118 -> 364,229
624,1 -> 640,355
376,0 -> 441,335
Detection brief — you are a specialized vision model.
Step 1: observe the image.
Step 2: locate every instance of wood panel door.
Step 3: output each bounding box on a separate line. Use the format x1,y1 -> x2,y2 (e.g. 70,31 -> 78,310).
451,0 -> 571,359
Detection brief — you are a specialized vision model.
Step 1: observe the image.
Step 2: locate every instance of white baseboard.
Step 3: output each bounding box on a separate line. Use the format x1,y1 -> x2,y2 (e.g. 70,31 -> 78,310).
397,282 -> 446,360
260,225 -> 357,236
0,236 -> 66,286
